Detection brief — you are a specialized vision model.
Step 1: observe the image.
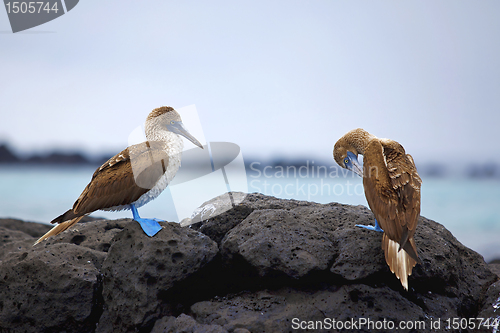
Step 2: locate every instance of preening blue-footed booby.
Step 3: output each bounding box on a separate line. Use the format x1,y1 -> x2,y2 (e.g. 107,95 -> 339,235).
333,128 -> 422,290
34,106 -> 203,245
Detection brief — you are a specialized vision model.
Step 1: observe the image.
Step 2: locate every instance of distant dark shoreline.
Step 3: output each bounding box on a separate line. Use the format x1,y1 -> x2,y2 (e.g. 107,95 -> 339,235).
1,143 -> 499,178
0,143 -> 108,166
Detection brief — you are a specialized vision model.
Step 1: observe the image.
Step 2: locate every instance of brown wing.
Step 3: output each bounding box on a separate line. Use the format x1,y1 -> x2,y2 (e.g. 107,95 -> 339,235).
363,139 -> 421,261
51,141 -> 169,224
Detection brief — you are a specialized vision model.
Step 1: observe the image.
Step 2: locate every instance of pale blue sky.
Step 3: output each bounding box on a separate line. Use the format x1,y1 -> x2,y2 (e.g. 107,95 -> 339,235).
1,1 -> 500,164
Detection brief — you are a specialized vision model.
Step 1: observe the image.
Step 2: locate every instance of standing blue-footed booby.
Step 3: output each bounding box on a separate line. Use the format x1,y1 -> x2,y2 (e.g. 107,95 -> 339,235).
333,128 -> 422,290
34,106 -> 203,245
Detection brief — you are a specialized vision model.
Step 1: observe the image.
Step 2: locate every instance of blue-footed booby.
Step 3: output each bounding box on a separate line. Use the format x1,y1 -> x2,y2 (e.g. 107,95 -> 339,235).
333,128 -> 422,290
34,106 -> 203,245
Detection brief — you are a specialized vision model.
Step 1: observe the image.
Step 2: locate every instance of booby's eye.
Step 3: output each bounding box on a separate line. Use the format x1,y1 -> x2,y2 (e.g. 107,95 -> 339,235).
344,158 -> 349,165
170,121 -> 175,125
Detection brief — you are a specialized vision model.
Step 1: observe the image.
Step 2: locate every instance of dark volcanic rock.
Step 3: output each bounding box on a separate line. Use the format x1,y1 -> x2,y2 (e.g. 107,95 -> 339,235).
477,264 -> 500,333
97,221 -> 218,333
41,218 -> 129,253
191,193 -> 498,331
477,279 -> 500,332
190,286 -> 426,333
220,203 -> 382,281
0,218 -> 121,264
221,208 -> 338,278
490,264 -> 500,277
0,218 -> 52,238
0,193 -> 498,333
0,228 -> 38,263
151,314 -> 228,333
0,226 -> 32,244
0,243 -> 106,333
409,220 -> 497,318
190,192 -> 323,244
0,219 -> 52,263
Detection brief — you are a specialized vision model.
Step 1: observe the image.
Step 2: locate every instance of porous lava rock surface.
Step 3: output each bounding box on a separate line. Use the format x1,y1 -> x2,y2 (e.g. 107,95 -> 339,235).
0,193 -> 498,332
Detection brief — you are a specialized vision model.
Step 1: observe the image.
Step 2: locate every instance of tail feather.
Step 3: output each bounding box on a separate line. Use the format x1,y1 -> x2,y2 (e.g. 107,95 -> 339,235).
51,209 -> 81,224
382,234 -> 418,290
33,216 -> 85,246
402,237 -> 422,265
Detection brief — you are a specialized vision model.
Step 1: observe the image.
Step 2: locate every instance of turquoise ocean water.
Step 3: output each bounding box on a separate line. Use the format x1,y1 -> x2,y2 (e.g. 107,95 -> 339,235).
0,165 -> 498,261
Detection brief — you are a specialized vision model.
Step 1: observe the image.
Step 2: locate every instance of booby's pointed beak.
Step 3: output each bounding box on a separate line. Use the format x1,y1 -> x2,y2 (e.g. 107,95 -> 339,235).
346,151 -> 363,177
168,121 -> 204,149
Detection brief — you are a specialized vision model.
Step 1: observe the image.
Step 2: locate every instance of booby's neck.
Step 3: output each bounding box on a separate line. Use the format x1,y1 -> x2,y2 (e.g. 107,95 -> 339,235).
145,123 -> 185,155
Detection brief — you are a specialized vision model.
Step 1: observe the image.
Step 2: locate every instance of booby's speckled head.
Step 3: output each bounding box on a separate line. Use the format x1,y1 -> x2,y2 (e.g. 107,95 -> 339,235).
333,128 -> 375,177
147,106 -> 179,122
146,106 -> 203,148
333,140 -> 363,177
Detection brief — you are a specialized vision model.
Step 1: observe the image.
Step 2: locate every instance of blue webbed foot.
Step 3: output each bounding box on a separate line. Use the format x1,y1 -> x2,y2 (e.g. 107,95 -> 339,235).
135,217 -> 163,237
356,219 -> 384,232
130,204 -> 163,237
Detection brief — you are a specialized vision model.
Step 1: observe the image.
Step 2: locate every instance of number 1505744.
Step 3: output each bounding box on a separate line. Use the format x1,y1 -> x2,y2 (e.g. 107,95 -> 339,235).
5,2 -> 59,14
